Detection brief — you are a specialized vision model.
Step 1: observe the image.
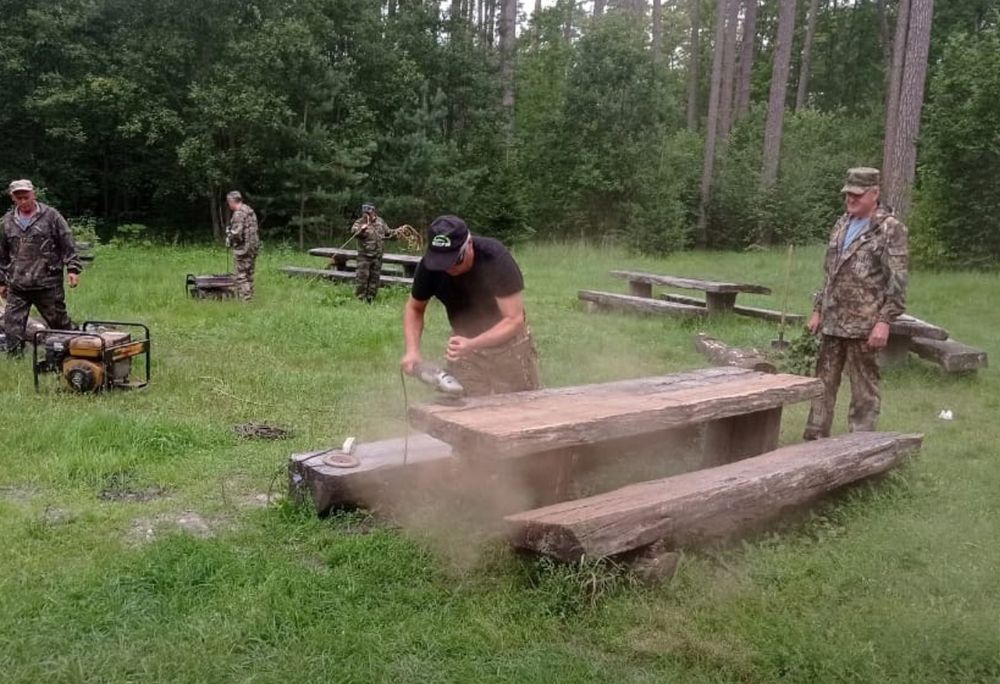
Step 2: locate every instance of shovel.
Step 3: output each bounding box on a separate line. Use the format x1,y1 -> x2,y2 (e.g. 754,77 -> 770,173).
772,244 -> 794,351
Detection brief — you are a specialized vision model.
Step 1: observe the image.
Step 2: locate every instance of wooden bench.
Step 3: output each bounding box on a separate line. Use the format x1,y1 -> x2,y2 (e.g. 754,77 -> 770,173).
660,293 -> 803,325
578,290 -> 706,318
505,431 -> 923,562
409,366 -> 822,466
280,266 -> 413,287
610,270 -> 771,315
910,336 -> 988,373
308,247 -> 421,277
882,314 -> 949,366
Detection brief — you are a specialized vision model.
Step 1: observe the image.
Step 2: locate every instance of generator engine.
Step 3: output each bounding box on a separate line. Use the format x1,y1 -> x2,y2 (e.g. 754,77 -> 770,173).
33,321 -> 150,393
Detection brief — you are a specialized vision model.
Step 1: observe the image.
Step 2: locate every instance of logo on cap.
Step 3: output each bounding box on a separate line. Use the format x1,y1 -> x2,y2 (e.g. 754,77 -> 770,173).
431,235 -> 452,248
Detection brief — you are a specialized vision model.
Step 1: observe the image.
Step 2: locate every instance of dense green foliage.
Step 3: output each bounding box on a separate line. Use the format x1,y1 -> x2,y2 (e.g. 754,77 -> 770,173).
0,0 -> 997,259
911,24 -> 1000,266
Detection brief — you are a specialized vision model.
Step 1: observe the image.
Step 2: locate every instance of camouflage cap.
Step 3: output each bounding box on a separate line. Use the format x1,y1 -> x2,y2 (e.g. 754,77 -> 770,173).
8,179 -> 34,194
226,190 -> 242,202
840,167 -> 880,194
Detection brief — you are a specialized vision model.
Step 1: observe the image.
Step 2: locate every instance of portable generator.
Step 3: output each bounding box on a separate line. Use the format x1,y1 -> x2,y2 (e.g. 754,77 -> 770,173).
32,321 -> 151,393
186,273 -> 238,299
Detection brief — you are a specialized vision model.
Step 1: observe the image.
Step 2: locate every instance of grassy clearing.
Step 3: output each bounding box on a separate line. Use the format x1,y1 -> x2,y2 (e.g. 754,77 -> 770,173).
1,242 -> 998,683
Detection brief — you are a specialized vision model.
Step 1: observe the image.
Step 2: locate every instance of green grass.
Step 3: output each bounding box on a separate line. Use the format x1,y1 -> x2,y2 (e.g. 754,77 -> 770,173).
1,242 -> 998,683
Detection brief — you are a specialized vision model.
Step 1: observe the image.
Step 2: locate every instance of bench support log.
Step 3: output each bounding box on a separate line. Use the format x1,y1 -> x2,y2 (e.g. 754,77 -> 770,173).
703,406 -> 782,466
878,335 -> 912,368
629,281 -> 653,298
705,291 -> 737,315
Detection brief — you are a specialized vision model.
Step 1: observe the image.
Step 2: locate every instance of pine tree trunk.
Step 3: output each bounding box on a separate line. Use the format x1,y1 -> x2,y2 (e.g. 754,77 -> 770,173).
594,0 -> 607,16
652,0 -> 664,64
795,0 -> 820,111
696,0 -> 730,246
499,0 -> 517,132
487,0 -> 497,46
760,0 -> 797,188
686,0 -> 702,131
563,1 -> 575,41
734,0 -> 759,119
718,0 -> 741,138
882,0 -> 911,194
884,0 -> 933,218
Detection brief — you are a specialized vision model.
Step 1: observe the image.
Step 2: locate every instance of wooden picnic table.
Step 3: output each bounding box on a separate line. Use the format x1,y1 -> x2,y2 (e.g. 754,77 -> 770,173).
610,270 -> 771,315
409,366 -> 822,466
882,314 -> 949,366
308,247 -> 421,277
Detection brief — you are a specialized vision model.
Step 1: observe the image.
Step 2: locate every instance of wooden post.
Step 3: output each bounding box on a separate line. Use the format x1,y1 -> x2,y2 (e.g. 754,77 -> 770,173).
703,406 -> 782,466
629,280 -> 653,298
705,291 -> 737,315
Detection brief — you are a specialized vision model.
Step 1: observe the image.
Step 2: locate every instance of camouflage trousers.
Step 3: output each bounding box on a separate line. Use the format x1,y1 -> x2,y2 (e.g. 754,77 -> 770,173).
355,251 -> 383,303
804,335 -> 880,440
3,286 -> 74,354
447,328 -> 541,398
234,252 -> 256,301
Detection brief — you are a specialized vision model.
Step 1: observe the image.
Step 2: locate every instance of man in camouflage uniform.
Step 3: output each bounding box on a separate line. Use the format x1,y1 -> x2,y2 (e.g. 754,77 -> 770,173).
225,191 -> 259,301
0,179 -> 82,355
804,167 -> 908,440
351,203 -> 395,303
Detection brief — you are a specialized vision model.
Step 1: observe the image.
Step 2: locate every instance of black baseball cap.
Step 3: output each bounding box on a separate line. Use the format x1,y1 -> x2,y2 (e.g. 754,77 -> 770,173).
423,215 -> 470,271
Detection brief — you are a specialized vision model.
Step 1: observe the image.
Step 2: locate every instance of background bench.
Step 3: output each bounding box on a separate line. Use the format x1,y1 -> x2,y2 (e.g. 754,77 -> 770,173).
280,266 -> 413,287
308,247 -> 420,277
610,270 -> 771,314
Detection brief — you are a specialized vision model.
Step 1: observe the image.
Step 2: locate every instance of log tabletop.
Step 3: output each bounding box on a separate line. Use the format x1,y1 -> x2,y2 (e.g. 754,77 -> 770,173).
610,271 -> 772,295
408,367 -> 822,459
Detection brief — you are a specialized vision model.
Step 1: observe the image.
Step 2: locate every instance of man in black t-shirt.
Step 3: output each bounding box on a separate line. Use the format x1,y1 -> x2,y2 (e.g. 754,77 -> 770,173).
400,215 -> 540,397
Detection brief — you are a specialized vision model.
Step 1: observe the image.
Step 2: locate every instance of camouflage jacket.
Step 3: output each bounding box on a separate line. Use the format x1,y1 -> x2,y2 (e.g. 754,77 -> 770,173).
814,205 -> 908,338
0,203 -> 81,291
227,204 -> 260,256
351,216 -> 394,256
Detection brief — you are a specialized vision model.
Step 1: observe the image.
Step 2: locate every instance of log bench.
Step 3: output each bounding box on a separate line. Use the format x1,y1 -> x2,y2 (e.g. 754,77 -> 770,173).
578,289 -> 707,318
879,314 -> 949,366
308,247 -> 421,277
505,431 -> 923,562
409,366 -> 822,467
661,293 -> 803,325
910,336 -> 988,373
610,270 -> 771,315
280,266 -> 413,287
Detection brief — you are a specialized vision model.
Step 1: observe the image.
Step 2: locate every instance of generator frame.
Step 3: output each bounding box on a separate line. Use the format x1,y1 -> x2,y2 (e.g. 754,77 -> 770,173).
32,320 -> 151,392
186,273 -> 238,299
